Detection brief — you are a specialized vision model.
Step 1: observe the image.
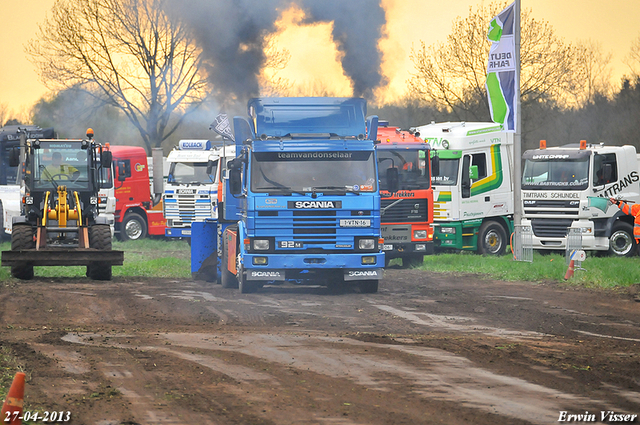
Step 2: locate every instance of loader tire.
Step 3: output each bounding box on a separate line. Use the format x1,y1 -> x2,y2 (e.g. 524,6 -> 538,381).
10,224 -> 35,280
88,224 -> 113,280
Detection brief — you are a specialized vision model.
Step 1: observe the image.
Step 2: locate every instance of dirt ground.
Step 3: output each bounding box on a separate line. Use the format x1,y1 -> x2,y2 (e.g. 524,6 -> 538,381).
1,268 -> 639,425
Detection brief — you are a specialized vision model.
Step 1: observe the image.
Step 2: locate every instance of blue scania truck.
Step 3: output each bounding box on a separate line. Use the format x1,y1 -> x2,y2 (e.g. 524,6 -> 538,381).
191,97 -> 388,293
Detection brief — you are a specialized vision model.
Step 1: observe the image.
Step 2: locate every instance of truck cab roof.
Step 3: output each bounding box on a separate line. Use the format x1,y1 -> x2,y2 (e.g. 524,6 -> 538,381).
248,97 -> 367,139
413,121 -> 512,150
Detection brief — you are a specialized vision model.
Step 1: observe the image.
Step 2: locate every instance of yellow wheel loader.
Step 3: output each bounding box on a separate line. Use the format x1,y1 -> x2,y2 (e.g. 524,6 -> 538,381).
1,129 -> 123,280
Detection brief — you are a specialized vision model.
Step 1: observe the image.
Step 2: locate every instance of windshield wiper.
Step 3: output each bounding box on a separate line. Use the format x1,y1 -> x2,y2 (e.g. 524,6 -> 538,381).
258,186 -> 307,196
311,186 -> 361,195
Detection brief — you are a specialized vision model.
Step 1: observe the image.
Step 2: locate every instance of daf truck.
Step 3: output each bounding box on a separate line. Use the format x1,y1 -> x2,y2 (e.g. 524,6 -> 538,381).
413,122 -> 514,255
191,97 -> 386,293
521,140 -> 640,256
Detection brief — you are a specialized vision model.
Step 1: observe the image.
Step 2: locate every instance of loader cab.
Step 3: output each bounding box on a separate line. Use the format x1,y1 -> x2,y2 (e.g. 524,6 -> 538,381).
21,138 -> 111,225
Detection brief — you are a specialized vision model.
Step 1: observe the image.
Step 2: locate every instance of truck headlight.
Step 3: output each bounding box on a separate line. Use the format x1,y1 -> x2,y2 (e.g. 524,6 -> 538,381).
413,230 -> 427,239
253,239 -> 270,250
439,227 -> 456,234
358,239 -> 376,250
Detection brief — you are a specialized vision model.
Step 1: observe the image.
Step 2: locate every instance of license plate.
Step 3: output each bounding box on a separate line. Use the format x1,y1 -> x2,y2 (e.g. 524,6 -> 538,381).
339,219 -> 371,227
183,230 -> 191,236
278,241 -> 303,248
178,189 -> 196,194
382,244 -> 393,251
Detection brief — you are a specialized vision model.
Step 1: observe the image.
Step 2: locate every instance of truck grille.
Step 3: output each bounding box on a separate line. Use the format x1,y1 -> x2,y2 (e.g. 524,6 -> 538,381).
164,194 -> 211,223
255,209 -> 375,249
523,199 -> 580,215
381,198 -> 428,223
531,219 -> 573,238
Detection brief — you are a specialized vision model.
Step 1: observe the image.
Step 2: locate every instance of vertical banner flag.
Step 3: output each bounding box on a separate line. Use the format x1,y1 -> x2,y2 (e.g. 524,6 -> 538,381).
486,2 -> 516,132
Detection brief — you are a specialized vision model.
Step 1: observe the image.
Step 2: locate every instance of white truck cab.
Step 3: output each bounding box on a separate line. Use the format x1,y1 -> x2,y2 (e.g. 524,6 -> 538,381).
163,140 -> 236,238
413,122 -> 514,255
521,141 -> 640,256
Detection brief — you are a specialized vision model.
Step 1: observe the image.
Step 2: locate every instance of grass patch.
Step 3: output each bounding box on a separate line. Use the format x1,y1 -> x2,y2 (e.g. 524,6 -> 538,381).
415,251 -> 640,288
0,238 -> 190,280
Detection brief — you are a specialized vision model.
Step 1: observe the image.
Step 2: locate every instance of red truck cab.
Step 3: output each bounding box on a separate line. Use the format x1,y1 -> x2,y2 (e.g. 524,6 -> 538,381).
377,123 -> 434,267
110,145 -> 166,240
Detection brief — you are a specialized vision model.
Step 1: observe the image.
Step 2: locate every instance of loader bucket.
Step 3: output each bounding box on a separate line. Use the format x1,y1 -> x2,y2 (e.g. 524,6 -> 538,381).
587,196 -> 610,213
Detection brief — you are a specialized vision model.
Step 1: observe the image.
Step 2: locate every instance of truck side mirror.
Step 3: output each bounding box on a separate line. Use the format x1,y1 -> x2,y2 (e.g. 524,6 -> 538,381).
469,165 -> 479,180
386,167 -> 399,194
101,151 -> 112,169
206,160 -> 215,175
229,167 -> 242,195
9,147 -> 20,167
462,156 -> 471,198
431,155 -> 439,177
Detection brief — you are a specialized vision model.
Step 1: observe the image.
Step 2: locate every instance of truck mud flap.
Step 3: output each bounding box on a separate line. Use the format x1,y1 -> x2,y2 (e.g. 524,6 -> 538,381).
344,268 -> 384,281
1,249 -> 124,267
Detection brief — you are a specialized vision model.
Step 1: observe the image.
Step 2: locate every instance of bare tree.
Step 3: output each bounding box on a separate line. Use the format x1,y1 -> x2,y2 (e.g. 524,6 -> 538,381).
570,40 -> 613,107
625,33 -> 640,78
408,2 -> 588,119
27,0 -> 207,154
259,35 -> 292,97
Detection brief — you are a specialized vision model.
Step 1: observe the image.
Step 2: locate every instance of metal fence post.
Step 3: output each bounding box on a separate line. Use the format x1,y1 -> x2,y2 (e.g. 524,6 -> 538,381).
513,225 -> 533,262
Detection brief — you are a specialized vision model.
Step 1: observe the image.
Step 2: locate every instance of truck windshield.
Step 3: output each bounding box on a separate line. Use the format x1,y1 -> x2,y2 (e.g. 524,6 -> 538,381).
168,162 -> 216,185
251,151 -> 376,193
522,159 -> 589,190
431,158 -> 459,186
378,149 -> 430,191
34,142 -> 89,190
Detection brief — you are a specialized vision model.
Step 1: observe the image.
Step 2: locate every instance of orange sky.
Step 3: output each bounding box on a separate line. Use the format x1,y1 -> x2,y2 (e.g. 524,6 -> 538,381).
1,0 -> 639,115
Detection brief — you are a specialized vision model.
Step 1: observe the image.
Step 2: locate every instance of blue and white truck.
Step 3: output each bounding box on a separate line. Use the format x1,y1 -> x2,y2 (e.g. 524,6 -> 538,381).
191,97 -> 387,293
163,140 -> 235,238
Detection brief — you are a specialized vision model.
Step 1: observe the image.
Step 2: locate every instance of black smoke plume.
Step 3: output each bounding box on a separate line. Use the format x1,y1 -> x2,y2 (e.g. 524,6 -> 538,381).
164,0 -> 386,108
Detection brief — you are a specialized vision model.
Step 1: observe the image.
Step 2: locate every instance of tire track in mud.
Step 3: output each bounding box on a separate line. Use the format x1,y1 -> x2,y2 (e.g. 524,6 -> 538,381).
59,331 -> 632,425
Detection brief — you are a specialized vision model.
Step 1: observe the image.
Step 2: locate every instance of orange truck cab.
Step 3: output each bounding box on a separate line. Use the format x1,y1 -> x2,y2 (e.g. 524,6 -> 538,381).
377,122 -> 434,267
110,145 -> 166,240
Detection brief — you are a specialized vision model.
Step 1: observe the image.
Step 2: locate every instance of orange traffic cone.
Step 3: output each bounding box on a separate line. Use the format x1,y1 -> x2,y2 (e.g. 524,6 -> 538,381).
564,259 -> 575,280
1,372 -> 25,425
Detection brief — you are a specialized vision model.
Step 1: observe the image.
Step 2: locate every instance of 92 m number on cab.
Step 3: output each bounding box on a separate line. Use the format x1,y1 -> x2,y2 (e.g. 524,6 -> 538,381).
278,241 -> 303,248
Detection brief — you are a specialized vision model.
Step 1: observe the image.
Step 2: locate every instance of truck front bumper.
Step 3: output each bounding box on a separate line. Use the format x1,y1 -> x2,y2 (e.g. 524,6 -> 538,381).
242,252 -> 385,281
165,227 -> 192,237
382,241 -> 433,258
521,218 -> 609,251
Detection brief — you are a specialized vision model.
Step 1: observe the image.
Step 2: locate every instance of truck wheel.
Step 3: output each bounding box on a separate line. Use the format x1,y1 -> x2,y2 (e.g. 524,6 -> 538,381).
477,221 -> 507,256
359,280 -> 379,294
402,255 -> 424,268
119,212 -> 147,241
608,222 -> 636,257
88,224 -> 113,280
221,229 -> 238,288
10,224 -> 35,280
